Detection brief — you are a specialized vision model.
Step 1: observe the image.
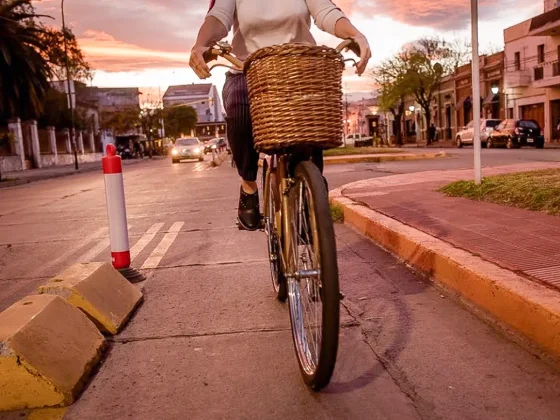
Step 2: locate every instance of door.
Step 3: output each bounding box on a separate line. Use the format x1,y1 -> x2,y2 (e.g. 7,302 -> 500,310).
551,100 -> 560,141
521,103 -> 545,130
445,106 -> 452,140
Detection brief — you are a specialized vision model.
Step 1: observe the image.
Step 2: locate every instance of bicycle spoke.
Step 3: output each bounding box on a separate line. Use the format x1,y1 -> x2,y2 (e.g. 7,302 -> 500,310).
288,176 -> 323,375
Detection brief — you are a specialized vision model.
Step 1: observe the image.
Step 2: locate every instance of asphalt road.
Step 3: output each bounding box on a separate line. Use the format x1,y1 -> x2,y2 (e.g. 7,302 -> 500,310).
1,150 -> 560,420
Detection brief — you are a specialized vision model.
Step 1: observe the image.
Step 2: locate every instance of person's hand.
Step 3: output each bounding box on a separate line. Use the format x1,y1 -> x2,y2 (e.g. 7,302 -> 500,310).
189,44 -> 212,79
352,34 -> 371,76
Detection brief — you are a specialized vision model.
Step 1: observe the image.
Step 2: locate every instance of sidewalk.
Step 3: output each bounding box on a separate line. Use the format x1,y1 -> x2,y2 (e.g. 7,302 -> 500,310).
0,157 -> 161,188
332,161 -> 560,360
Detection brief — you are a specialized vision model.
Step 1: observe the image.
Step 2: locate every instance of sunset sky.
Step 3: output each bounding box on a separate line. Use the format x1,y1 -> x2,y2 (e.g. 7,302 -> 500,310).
34,0 -> 543,100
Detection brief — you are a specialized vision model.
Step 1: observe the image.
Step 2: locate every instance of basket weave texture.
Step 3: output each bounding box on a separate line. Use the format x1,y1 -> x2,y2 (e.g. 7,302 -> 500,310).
244,44 -> 345,152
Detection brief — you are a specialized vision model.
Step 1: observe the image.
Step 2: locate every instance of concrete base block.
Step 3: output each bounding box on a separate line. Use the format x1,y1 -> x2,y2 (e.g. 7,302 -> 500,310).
39,262 -> 143,335
0,295 -> 105,411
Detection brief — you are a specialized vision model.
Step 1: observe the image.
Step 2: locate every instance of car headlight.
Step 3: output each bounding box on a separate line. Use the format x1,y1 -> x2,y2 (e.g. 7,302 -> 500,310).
171,148 -> 179,156
211,145 -> 217,149
193,147 -> 201,154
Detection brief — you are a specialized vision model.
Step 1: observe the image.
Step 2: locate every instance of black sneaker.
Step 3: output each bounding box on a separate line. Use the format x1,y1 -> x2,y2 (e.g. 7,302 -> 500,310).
238,187 -> 261,231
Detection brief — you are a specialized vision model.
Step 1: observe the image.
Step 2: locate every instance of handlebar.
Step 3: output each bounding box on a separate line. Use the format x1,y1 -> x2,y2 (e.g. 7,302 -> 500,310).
204,39 -> 361,73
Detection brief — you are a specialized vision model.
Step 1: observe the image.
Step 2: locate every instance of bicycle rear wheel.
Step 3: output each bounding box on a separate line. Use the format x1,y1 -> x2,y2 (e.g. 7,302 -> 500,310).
286,160 -> 339,391
262,159 -> 287,301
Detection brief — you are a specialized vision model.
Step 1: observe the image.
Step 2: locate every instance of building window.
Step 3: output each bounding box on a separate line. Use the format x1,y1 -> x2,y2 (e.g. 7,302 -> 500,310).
538,44 -> 545,64
535,66 -> 544,81
514,52 -> 520,71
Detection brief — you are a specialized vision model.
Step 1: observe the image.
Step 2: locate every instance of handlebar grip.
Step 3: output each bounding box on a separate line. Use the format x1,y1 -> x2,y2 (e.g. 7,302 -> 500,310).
335,38 -> 361,57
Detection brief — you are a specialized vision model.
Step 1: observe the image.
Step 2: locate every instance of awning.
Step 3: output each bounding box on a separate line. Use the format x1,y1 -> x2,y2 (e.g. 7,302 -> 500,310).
483,92 -> 499,106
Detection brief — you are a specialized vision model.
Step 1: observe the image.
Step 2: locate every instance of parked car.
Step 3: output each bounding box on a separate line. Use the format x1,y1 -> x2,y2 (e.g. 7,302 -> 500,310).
345,133 -> 373,147
456,119 -> 502,148
487,119 -> 545,149
204,137 -> 227,154
171,137 -> 204,163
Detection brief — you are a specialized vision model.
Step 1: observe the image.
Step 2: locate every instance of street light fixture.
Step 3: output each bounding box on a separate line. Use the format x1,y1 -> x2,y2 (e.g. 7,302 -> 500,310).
491,86 -> 499,95
61,0 -> 78,170
408,105 -> 415,112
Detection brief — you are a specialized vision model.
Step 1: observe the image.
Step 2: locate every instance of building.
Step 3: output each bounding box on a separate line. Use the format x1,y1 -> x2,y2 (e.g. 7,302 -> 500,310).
50,80 -> 100,134
413,52 -> 505,142
76,86 -> 141,113
504,2 -> 560,142
163,84 -> 223,123
345,96 -> 382,138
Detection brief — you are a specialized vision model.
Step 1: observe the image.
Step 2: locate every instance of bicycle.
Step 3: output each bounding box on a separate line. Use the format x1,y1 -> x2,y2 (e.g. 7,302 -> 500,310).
205,39 -> 360,391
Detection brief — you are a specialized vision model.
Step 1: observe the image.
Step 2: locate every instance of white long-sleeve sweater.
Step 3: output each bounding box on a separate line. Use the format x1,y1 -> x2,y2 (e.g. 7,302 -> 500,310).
207,0 -> 346,60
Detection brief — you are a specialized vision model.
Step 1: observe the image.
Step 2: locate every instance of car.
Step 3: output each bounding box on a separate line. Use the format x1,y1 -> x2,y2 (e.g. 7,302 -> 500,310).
171,137 -> 205,163
204,137 -> 227,154
487,119 -> 545,149
345,133 -> 373,147
456,119 -> 502,148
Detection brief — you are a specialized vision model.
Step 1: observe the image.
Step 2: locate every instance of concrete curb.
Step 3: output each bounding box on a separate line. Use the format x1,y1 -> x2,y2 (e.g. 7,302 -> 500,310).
38,262 -> 143,335
256,151 -> 446,167
331,189 -> 560,362
0,295 -> 105,411
324,151 -> 446,165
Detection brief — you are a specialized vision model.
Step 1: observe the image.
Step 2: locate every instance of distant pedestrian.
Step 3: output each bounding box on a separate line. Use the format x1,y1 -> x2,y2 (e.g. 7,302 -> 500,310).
428,123 -> 437,145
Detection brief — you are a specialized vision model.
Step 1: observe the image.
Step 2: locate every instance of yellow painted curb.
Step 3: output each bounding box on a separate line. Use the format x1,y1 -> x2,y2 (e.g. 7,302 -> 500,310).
0,295 -> 104,411
332,191 -> 560,361
27,407 -> 67,420
39,262 -> 143,335
324,151 -> 447,165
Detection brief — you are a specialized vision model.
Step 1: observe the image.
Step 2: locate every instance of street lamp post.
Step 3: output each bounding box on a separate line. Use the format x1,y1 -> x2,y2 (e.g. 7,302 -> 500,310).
471,0 -> 482,185
61,0 -> 78,170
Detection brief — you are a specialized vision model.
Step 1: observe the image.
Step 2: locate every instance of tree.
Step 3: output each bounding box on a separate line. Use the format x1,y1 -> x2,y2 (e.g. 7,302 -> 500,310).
372,55 -> 410,145
0,0 -> 52,119
140,107 -> 163,141
38,88 -> 87,130
164,106 -> 198,138
400,37 -> 451,143
38,26 -> 92,82
100,107 -> 141,135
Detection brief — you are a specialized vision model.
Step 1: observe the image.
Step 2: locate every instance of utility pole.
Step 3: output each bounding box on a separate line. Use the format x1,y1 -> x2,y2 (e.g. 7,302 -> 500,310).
61,0 -> 78,170
471,0 -> 482,184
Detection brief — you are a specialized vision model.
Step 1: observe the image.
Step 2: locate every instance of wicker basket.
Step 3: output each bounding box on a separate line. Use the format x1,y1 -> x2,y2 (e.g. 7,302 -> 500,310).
244,44 -> 345,152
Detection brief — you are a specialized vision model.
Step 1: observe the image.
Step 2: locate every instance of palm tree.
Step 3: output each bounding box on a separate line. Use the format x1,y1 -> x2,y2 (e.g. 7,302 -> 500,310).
0,0 -> 51,120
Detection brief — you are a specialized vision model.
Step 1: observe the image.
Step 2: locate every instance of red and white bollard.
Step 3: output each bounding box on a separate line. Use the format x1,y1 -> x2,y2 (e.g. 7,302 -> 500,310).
102,144 -> 144,283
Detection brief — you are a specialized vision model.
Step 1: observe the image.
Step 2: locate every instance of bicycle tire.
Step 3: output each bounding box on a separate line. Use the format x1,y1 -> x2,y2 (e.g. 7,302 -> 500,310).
287,160 -> 339,391
262,159 -> 287,301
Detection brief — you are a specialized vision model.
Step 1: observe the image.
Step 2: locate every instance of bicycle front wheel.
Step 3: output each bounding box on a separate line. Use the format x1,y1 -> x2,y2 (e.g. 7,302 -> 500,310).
286,160 -> 339,391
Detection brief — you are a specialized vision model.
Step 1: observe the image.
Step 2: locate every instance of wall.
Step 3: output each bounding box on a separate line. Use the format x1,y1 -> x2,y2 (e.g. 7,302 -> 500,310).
41,153 -> 103,168
0,156 -> 23,173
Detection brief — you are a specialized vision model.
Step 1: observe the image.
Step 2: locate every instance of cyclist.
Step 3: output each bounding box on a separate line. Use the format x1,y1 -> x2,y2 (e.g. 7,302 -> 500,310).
190,0 -> 371,230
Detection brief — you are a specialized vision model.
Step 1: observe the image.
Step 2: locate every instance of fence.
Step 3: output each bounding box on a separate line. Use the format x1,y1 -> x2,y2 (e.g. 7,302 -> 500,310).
56,132 -> 69,154
0,128 -> 12,156
39,129 -> 51,154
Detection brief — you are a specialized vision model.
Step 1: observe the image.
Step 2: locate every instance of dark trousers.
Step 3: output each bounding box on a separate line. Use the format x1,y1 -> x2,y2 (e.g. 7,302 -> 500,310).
222,72 -> 323,182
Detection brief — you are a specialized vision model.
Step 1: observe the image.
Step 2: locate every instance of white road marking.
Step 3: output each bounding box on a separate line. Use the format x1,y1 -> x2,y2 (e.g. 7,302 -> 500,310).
76,238 -> 110,263
141,222 -> 184,269
76,224 -> 133,263
28,227 -> 108,278
130,222 -> 165,261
